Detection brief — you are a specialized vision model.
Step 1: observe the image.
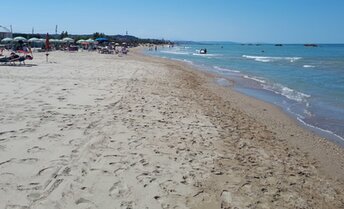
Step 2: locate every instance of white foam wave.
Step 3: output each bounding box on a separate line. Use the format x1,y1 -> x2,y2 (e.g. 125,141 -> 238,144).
263,83 -> 311,103
171,58 -> 193,64
285,107 -> 344,143
192,53 -> 220,57
216,78 -> 231,87
213,66 -> 240,73
182,59 -> 193,64
161,50 -> 189,55
296,117 -> 344,142
243,55 -> 302,63
243,75 -> 266,84
286,107 -> 305,119
303,65 -> 315,68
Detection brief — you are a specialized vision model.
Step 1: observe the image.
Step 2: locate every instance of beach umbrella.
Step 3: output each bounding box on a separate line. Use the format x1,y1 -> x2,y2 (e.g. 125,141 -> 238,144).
95,37 -> 108,42
45,33 -> 50,50
76,39 -> 85,44
28,37 -> 39,42
85,38 -> 95,43
49,39 -> 59,43
45,33 -> 50,62
1,37 -> 13,42
62,37 -> 74,43
28,37 -> 42,48
14,36 -> 27,41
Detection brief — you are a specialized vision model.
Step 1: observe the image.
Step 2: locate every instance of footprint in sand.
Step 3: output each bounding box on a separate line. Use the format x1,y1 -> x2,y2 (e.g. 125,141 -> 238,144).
37,166 -> 56,176
27,192 -> 41,201
136,172 -> 157,187
139,159 -> 149,167
4,204 -> 29,209
120,201 -> 135,209
68,138 -> 82,146
220,190 -> 232,209
75,197 -> 97,208
27,146 -> 45,153
109,181 -> 130,198
159,180 -> 178,194
17,183 -> 42,191
19,158 -> 38,164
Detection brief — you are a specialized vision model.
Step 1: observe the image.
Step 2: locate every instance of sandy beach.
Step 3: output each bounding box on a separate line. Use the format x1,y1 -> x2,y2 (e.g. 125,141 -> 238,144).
1,50 -> 344,209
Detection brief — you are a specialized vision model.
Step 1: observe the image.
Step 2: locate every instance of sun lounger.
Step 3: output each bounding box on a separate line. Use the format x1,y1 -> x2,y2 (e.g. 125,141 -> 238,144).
121,47 -> 128,55
0,53 -> 33,65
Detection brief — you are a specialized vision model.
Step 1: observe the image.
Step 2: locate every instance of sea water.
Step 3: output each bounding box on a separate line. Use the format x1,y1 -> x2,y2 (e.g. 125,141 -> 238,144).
146,43 -> 344,146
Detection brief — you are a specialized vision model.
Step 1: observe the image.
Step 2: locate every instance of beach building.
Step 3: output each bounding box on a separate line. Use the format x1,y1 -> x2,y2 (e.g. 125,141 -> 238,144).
0,25 -> 12,39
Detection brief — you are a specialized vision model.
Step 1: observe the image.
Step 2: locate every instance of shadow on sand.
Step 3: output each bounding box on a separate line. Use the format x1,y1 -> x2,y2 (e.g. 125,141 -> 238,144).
0,64 -> 38,67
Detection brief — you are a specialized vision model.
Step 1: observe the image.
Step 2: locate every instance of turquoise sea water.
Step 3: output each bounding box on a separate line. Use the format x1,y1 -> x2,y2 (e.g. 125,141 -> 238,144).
146,43 -> 344,145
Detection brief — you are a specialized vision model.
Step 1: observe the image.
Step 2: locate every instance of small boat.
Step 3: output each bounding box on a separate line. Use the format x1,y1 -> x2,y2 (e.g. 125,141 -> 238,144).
275,44 -> 283,46
304,44 -> 318,47
199,48 -> 207,54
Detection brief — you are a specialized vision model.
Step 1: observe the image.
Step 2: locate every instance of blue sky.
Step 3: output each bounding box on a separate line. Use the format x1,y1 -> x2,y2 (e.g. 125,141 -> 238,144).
1,0 -> 343,43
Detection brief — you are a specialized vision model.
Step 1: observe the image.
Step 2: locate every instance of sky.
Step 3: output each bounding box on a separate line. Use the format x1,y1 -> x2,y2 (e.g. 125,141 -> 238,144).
1,0 -> 343,43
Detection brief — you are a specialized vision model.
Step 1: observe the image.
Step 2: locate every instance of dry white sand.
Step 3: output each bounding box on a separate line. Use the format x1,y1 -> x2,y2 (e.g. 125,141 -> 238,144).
0,50 -> 343,209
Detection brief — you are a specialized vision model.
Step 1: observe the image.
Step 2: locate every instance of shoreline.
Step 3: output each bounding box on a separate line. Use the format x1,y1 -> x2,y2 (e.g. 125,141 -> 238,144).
132,51 -> 344,208
147,46 -> 344,147
0,50 -> 343,208
135,48 -> 344,182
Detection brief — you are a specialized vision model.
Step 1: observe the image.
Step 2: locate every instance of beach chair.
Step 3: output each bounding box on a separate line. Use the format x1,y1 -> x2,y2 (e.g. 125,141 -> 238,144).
0,56 -> 10,64
7,54 -> 33,65
121,47 -> 128,55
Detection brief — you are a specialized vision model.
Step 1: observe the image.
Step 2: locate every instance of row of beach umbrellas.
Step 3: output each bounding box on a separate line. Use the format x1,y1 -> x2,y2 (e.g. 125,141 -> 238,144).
1,37 -> 96,44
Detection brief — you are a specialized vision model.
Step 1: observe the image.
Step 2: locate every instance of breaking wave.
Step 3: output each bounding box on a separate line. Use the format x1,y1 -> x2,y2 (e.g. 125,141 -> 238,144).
262,83 -> 311,103
192,53 -> 220,57
161,51 -> 189,55
213,66 -> 240,73
171,58 -> 193,64
243,75 -> 267,84
243,55 -> 302,63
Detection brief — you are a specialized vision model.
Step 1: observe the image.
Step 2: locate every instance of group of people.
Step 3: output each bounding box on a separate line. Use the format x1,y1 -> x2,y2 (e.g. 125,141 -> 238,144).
97,45 -> 129,55
0,45 -> 33,65
0,50 -> 33,65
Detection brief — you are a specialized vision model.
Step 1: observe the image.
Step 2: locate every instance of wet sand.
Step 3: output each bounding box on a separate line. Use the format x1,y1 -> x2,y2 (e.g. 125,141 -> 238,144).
0,50 -> 343,209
